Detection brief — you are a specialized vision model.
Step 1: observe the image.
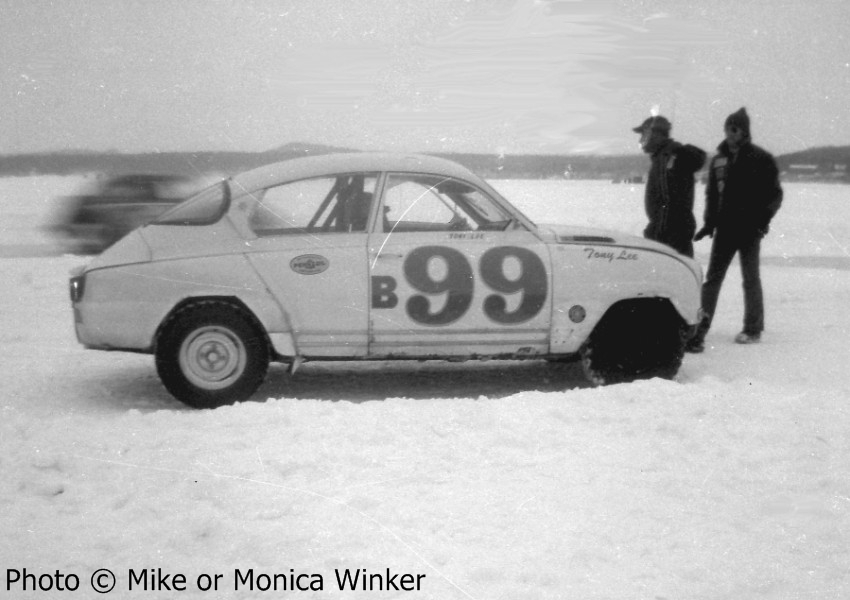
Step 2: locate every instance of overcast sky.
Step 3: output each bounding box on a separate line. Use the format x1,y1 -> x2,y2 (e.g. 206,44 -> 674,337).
2,0 -> 848,156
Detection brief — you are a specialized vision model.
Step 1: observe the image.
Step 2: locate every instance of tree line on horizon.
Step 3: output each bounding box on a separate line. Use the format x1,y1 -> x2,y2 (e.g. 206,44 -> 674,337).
0,144 -> 847,182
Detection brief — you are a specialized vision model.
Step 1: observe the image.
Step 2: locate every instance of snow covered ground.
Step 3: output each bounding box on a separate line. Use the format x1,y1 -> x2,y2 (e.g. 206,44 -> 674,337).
1,175 -> 849,598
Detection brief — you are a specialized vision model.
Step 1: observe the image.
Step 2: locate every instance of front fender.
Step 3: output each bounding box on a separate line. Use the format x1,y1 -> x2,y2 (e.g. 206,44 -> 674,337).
549,244 -> 702,353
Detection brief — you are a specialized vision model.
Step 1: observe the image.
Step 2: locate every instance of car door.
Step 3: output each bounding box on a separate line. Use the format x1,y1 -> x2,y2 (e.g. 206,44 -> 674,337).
244,173 -> 377,357
368,173 -> 552,358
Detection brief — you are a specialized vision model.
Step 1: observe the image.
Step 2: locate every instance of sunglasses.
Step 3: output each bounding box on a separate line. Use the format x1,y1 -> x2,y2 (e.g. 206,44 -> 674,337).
727,126 -> 742,134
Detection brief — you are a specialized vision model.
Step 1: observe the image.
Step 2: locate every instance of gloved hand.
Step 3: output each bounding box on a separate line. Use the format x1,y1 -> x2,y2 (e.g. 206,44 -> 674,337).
693,226 -> 714,241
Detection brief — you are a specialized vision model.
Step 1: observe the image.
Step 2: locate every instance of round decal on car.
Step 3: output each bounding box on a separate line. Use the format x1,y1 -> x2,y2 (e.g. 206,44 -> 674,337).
568,305 -> 586,323
290,254 -> 329,275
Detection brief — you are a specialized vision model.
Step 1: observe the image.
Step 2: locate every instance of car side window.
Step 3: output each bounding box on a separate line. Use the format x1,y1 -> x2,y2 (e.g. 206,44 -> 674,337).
249,174 -> 377,235
382,174 -> 512,233
154,181 -> 228,226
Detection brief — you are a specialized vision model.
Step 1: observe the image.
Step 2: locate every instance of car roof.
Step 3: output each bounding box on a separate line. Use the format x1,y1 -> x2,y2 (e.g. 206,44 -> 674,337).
230,152 -> 487,195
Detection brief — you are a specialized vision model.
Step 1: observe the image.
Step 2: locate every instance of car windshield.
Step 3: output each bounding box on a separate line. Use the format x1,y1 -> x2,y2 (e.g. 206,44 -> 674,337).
152,181 -> 229,226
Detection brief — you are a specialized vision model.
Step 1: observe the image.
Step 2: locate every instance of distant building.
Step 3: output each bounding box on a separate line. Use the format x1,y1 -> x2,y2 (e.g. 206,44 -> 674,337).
611,174 -> 643,184
829,164 -> 847,179
783,163 -> 849,182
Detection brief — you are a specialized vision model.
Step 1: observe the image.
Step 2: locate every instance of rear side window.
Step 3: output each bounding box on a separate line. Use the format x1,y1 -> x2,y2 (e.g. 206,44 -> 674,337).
247,173 -> 378,235
153,182 -> 228,225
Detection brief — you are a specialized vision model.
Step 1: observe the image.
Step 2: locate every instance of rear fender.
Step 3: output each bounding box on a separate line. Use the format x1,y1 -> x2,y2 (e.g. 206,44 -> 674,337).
145,255 -> 298,358
154,296 -> 297,360
79,254 -> 297,356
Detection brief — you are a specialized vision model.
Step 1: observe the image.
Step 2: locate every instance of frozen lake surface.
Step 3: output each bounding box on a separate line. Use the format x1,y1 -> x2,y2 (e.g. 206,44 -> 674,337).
1,174 -> 848,599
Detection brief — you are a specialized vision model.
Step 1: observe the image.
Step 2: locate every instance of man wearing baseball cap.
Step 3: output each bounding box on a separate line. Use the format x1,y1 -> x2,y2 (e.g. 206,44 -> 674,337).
633,115 -> 706,257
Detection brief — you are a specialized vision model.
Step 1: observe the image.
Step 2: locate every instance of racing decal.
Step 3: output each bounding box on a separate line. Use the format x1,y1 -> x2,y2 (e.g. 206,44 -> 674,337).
448,232 -> 485,240
404,246 -> 474,325
290,254 -> 329,275
479,246 -> 547,323
583,247 -> 638,262
372,245 -> 548,326
371,275 -> 399,309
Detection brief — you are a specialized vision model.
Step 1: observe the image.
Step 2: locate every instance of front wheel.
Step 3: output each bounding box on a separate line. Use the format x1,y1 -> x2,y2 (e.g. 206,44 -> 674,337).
155,302 -> 269,408
580,301 -> 686,386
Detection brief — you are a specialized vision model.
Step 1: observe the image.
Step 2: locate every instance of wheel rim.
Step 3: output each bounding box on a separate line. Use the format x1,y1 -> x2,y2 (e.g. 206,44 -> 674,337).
179,325 -> 247,390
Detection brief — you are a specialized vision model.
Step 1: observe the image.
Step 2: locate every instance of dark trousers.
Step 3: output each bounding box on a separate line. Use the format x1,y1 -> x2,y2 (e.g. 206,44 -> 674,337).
645,230 -> 695,258
672,237 -> 694,258
697,229 -> 764,338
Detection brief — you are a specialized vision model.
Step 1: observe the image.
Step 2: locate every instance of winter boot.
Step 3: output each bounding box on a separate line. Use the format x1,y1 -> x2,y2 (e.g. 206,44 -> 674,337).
734,331 -> 761,344
685,335 -> 705,353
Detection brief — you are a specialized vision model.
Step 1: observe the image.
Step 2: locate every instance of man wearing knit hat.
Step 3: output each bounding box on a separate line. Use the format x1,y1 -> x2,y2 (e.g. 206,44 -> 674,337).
687,107 -> 783,352
632,115 -> 706,257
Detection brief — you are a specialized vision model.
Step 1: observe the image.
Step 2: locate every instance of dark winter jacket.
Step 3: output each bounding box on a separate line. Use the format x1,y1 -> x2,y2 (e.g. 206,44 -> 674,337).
703,140 -> 783,236
643,139 -> 707,254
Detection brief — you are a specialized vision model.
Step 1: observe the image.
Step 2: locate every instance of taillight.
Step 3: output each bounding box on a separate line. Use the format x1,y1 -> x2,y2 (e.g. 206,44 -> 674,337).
69,274 -> 86,303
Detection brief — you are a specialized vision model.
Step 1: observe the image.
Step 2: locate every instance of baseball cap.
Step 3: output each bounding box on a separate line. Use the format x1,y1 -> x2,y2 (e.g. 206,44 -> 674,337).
632,115 -> 671,134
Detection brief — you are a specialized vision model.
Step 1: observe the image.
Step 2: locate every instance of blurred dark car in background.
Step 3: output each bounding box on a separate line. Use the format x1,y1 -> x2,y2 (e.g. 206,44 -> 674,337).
48,173 -> 202,254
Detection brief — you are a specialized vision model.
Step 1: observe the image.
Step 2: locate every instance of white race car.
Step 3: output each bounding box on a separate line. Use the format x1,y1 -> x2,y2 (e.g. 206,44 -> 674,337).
70,153 -> 702,408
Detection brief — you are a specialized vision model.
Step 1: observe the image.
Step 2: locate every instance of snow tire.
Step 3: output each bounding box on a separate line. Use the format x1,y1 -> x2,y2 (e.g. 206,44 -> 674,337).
155,301 -> 269,408
580,300 -> 686,386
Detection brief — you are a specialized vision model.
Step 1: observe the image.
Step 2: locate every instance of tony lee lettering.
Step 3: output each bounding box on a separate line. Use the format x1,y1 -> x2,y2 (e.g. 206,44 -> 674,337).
583,247 -> 639,262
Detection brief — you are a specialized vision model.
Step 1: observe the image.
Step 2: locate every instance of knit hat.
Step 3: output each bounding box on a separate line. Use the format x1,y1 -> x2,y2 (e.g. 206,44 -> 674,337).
724,107 -> 750,138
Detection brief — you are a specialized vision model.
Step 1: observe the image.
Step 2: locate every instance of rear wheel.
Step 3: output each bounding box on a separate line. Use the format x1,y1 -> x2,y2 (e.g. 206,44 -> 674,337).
580,300 -> 686,386
155,301 -> 269,408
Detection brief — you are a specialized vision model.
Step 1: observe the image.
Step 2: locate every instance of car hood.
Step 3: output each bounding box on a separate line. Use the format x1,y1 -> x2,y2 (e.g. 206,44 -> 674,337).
536,223 -> 702,283
536,223 -> 678,256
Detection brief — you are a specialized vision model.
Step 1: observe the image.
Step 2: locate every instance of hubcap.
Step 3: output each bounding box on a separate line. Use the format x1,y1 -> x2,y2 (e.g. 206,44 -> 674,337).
179,326 -> 247,390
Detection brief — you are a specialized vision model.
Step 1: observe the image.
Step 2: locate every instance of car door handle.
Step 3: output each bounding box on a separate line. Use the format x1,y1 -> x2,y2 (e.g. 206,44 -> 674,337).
373,253 -> 404,260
